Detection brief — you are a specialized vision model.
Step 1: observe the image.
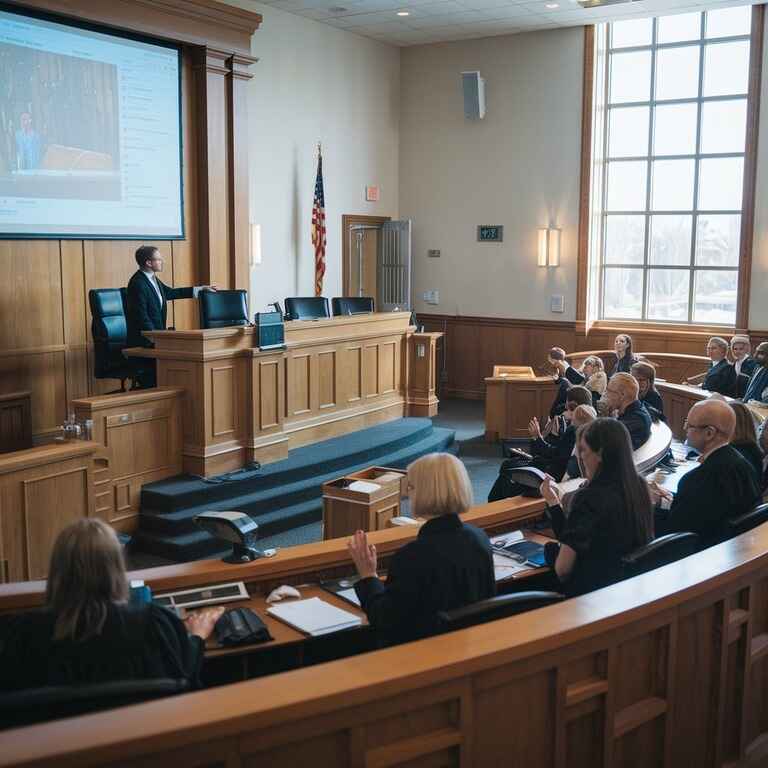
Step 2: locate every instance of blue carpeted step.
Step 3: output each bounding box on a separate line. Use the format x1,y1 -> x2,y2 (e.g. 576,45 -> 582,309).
141,418 -> 435,513
133,421 -> 456,562
139,427 -> 457,537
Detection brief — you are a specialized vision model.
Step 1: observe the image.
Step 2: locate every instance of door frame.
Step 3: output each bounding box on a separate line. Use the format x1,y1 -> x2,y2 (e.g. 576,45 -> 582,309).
341,214 -> 391,297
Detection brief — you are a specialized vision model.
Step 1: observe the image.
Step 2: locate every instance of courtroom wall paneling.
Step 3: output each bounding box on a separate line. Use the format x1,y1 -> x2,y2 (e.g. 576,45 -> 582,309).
419,313 -> 768,401
61,240 -> 90,407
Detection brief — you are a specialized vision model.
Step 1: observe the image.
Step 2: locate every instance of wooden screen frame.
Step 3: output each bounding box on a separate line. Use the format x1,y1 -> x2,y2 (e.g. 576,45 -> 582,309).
341,214 -> 391,299
576,7 -> 764,336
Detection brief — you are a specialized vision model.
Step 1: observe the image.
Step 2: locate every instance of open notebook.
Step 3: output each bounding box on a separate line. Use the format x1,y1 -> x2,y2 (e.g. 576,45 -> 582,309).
267,597 -> 362,636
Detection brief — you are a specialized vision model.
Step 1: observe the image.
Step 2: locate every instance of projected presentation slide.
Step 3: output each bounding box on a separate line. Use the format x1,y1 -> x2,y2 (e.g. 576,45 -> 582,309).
0,7 -> 183,238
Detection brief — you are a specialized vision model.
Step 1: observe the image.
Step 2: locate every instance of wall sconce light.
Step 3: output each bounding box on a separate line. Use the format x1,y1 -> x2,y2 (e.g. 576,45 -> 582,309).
249,223 -> 262,267
537,226 -> 561,267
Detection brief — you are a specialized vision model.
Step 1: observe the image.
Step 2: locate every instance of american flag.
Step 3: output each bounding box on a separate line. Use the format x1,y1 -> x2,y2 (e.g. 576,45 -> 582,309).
311,147 -> 326,297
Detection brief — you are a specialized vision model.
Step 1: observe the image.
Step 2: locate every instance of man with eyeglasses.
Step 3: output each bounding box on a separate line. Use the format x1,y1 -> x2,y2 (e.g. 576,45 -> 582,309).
652,400 -> 760,548
743,342 -> 768,405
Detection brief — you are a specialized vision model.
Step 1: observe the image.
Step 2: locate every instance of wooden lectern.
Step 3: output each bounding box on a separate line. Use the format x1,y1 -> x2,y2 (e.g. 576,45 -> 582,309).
485,369 -> 559,441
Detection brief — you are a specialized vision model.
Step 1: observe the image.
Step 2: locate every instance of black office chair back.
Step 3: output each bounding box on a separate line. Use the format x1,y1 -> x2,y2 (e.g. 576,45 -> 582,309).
199,289 -> 249,329
0,677 -> 189,730
727,502 -> 768,536
620,532 -> 700,579
284,296 -> 330,320
332,296 -> 374,316
89,288 -> 136,386
437,591 -> 564,633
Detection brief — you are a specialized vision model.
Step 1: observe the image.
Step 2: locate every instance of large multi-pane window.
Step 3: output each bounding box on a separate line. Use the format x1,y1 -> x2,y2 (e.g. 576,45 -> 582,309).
601,6 -> 753,325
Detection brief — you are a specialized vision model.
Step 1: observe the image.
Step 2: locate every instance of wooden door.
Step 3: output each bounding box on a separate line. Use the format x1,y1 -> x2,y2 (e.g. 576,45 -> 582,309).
342,214 -> 389,300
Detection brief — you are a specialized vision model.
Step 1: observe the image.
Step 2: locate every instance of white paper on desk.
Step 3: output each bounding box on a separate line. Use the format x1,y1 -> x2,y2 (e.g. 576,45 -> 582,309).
491,530 -> 525,547
493,553 -> 532,582
267,597 -> 362,636
336,588 -> 361,607
347,480 -> 381,493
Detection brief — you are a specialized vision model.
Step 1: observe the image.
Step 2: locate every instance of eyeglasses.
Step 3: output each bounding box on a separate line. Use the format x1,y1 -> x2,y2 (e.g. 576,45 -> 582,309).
683,419 -> 720,433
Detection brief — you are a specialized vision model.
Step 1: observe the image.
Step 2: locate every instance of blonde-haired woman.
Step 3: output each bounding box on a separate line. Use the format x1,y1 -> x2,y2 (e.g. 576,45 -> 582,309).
0,518 -> 222,691
348,453 -> 495,645
580,356 -> 607,407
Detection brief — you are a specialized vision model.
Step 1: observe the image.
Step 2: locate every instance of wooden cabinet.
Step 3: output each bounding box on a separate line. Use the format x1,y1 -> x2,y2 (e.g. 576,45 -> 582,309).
0,391 -> 33,453
0,442 -> 99,583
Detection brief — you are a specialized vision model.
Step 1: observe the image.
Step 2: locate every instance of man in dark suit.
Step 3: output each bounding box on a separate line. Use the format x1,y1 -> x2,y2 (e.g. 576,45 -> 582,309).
743,342 -> 768,405
652,400 -> 760,548
126,245 -> 216,387
603,373 -> 651,450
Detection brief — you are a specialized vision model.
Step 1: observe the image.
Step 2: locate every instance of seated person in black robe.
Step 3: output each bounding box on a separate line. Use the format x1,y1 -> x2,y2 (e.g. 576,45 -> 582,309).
603,373 -> 652,450
610,333 -> 638,378
350,453 -> 495,646
488,386 -> 593,502
651,400 -> 760,549
539,418 -> 653,597
631,361 -> 665,420
548,347 -> 585,417
687,337 -> 737,397
0,519 -> 223,692
743,343 -> 768,405
731,335 -> 758,379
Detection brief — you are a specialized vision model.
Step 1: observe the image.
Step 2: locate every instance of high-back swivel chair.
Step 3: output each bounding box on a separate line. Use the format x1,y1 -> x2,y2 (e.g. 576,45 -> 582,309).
89,288 -> 138,392
332,296 -> 375,316
199,290 -> 249,329
620,532 -> 700,579
284,296 -> 331,320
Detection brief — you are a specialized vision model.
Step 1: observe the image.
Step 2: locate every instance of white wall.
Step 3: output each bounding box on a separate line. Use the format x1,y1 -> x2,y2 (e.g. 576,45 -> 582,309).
749,12 -> 768,331
225,1 -> 400,312
399,29 -> 584,321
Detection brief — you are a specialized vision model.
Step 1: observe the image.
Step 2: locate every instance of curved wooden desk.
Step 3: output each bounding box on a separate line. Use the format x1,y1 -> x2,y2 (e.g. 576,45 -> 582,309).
2,522 -> 767,767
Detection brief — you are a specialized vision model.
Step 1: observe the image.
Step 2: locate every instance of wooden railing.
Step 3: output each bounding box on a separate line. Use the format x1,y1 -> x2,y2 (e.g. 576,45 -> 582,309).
3,520 -> 768,767
568,349 -> 711,384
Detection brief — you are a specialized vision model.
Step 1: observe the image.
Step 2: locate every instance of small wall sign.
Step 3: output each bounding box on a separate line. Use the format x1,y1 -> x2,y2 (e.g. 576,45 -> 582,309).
477,225 -> 503,242
365,185 -> 380,202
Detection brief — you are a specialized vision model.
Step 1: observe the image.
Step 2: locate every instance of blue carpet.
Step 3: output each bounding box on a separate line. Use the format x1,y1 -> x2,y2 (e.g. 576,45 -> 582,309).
132,418 -> 455,562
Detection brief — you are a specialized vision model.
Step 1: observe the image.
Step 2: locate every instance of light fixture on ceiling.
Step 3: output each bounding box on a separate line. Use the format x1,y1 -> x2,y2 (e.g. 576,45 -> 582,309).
397,10 -> 410,16
538,227 -> 561,267
545,2 -> 559,8
328,6 -> 348,12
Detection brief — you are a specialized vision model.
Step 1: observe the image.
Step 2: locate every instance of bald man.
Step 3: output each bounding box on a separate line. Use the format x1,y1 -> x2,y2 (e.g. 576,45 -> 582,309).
654,400 -> 760,547
743,342 -> 768,404
603,372 -> 651,450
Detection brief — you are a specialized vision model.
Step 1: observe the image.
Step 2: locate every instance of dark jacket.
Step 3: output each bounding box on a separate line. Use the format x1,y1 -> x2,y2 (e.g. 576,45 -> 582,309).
655,444 -> 761,548
564,366 -> 586,386
732,441 -> 764,486
125,270 -> 194,348
736,356 -> 758,378
618,400 -> 652,450
702,359 -> 737,397
354,514 -> 495,645
610,354 -> 637,378
531,425 -> 577,482
744,366 -> 768,404
0,603 -> 204,691
641,388 -> 664,416
548,478 -> 651,597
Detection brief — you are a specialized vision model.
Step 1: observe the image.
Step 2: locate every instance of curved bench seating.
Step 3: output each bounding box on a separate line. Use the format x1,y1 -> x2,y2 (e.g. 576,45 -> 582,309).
2,521 -> 768,767
568,349 -> 710,384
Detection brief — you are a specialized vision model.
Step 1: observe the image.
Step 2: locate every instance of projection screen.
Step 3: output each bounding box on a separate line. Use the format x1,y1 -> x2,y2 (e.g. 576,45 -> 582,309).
0,4 -> 183,238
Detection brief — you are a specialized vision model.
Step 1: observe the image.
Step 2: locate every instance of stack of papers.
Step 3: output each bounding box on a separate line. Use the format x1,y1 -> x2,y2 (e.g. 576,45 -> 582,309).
267,597 -> 362,636
347,480 -> 381,493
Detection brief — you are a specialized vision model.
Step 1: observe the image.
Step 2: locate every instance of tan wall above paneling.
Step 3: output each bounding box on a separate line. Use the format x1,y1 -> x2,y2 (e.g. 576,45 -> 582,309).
0,0 -> 260,442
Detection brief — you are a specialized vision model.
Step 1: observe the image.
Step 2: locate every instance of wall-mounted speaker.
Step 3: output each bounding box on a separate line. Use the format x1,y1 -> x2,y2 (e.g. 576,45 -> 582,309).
461,71 -> 486,120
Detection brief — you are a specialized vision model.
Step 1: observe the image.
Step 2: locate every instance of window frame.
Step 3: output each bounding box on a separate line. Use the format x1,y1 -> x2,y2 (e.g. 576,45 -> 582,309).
576,6 -> 764,334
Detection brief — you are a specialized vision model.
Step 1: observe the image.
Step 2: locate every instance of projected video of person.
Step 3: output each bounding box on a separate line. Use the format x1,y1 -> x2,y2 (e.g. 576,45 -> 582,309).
0,7 -> 182,238
0,43 -> 121,200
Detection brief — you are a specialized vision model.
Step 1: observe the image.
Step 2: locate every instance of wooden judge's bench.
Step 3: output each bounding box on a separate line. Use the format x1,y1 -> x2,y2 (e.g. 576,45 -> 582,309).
128,312 -> 440,476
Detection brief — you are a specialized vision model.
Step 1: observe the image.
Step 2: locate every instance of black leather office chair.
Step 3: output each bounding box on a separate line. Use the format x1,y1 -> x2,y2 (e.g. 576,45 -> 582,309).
620,532 -> 699,579
199,289 -> 249,329
89,288 -> 138,392
0,678 -> 189,729
332,296 -> 374,316
284,296 -> 330,320
727,502 -> 768,536
436,591 -> 564,633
